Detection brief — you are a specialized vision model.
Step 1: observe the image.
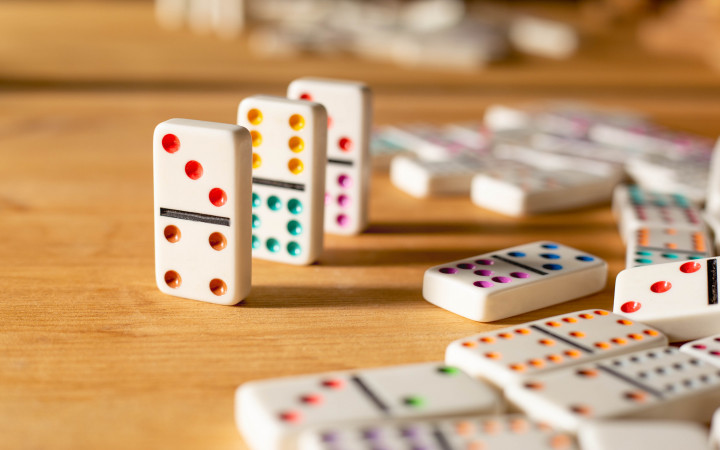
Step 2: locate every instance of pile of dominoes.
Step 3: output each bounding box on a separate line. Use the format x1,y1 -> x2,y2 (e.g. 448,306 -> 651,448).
153,78 -> 720,449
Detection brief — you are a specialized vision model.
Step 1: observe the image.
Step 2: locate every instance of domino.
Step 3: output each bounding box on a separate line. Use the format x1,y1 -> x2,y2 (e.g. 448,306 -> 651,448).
680,334 -> 720,366
235,362 -> 502,450
445,309 -> 667,389
577,420 -> 710,450
530,132 -> 641,164
612,184 -> 705,244
625,227 -> 711,268
505,347 -> 720,432
298,414 -> 577,450
389,154 -> 526,198
369,126 -> 414,171
153,118 -> 251,305
614,257 -> 720,341
589,121 -> 715,160
287,78 -> 371,235
626,154 -> 709,203
422,241 -> 607,322
380,123 -> 478,161
237,95 -> 327,265
471,166 -> 615,217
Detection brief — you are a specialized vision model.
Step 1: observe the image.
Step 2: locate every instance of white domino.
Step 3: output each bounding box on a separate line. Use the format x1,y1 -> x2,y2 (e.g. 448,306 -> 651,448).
505,347 -> 720,432
445,309 -> 667,389
589,121 -> 714,159
298,414 -> 577,450
287,78 -> 371,235
153,118 -> 251,305
389,154 -> 524,198
380,123 -> 476,161
235,362 -> 502,450
614,257 -> 720,342
612,184 -> 705,244
712,407 -> 720,450
470,164 -> 616,217
577,420 -> 710,450
625,227 -> 711,268
423,241 -> 607,322
705,139 -> 720,254
237,95 -> 327,265
681,334 -> 720,366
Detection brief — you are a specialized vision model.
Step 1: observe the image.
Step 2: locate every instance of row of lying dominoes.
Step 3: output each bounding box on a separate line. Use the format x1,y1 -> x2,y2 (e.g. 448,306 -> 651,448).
235,308 -> 720,449
154,77 -> 372,305
380,102 -> 717,216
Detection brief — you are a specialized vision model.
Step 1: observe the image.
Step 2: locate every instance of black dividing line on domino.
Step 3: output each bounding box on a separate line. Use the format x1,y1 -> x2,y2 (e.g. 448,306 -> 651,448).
491,255 -> 547,276
328,158 -> 353,166
597,365 -> 664,399
252,177 -> 305,192
708,259 -> 718,305
432,427 -> 453,450
350,376 -> 390,414
531,325 -> 594,354
160,208 -> 230,226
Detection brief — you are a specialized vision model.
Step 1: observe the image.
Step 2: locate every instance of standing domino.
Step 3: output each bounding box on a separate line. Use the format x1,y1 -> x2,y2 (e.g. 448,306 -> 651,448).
577,420 -> 710,450
238,95 -> 327,265
153,118 -> 251,305
298,415 -> 577,450
423,241 -> 607,322
614,257 -> 720,341
505,347 -> 720,432
235,362 -> 501,450
287,78 -> 371,235
445,309 -> 667,389
625,227 -> 711,268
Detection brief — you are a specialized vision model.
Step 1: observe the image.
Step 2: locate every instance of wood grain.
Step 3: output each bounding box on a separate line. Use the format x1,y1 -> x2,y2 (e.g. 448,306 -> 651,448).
1,2 -> 720,449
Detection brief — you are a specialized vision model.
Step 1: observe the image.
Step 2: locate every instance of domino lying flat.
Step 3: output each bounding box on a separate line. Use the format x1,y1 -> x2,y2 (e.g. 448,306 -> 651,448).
153,118 -> 252,305
470,166 -> 615,217
237,95 -> 327,265
298,414 -> 577,450
287,78 -> 372,235
612,184 -> 705,244
380,123 -> 478,161
625,227 -> 711,268
389,155 -> 527,198
235,362 -> 501,450
423,241 -> 607,322
369,126 -> 414,171
680,334 -> 720,366
713,407 -> 720,450
614,257 -> 720,341
445,309 -> 667,389
505,347 -> 720,432
577,420 -> 710,450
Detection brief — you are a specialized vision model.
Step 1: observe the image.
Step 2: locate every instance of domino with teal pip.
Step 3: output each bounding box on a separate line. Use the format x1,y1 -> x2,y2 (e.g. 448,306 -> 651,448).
153,118 -> 252,305
235,362 -> 502,450
422,241 -> 607,322
287,78 -> 372,235
237,95 -> 328,265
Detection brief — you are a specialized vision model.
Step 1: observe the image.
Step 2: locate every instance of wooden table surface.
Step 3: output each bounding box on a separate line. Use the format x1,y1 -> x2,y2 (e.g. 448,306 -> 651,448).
2,2 -> 720,449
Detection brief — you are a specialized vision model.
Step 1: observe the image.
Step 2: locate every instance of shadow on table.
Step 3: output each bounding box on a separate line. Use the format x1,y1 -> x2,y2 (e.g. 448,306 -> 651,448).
241,286 -> 422,309
319,248 -> 481,267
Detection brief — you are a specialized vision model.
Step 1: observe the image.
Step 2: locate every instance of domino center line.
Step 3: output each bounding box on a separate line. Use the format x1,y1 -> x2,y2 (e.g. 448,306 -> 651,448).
596,365 -> 665,399
327,158 -> 353,167
350,376 -> 390,414
432,427 -> 453,450
708,259 -> 718,306
159,208 -> 230,226
491,255 -> 548,276
530,325 -> 595,354
252,177 -> 305,192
